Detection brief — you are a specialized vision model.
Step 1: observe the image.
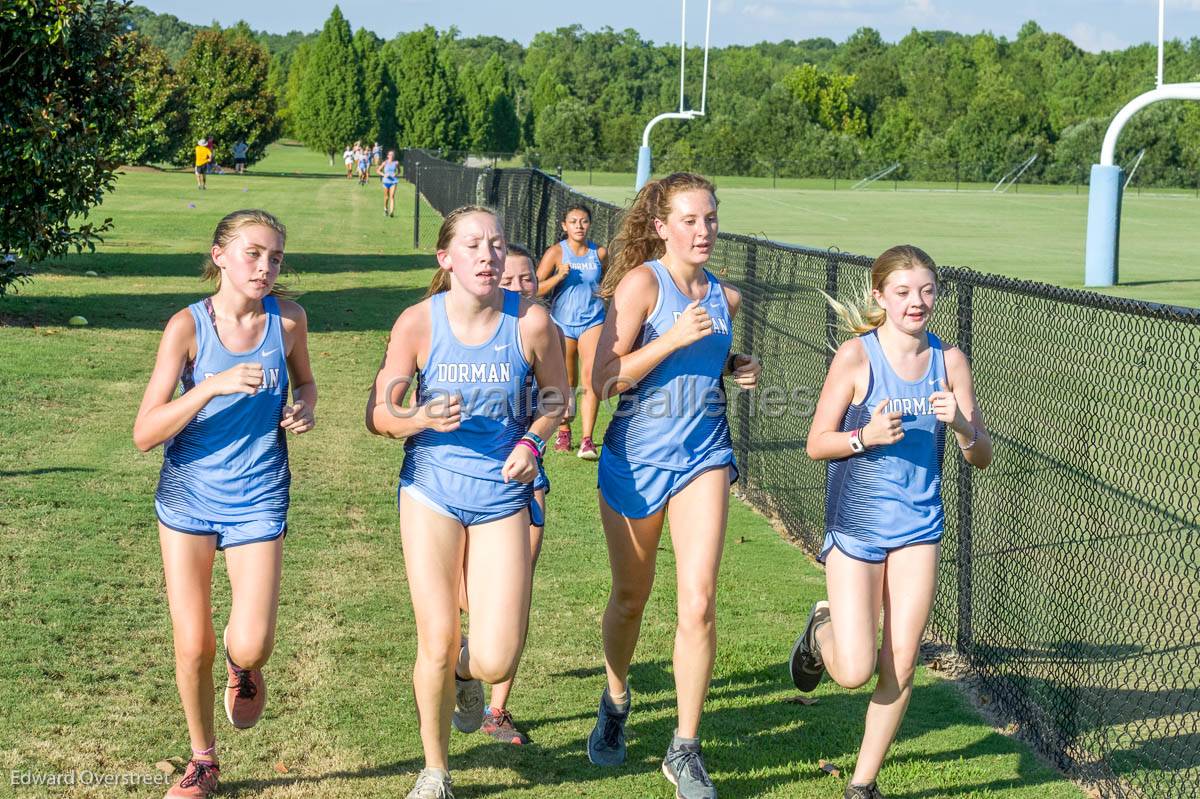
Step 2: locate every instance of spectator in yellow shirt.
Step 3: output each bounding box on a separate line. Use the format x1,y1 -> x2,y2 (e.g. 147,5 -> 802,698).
195,139 -> 212,190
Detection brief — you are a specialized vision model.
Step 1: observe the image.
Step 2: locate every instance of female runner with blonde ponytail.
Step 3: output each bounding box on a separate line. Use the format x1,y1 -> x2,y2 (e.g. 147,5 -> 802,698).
788,245 -> 992,799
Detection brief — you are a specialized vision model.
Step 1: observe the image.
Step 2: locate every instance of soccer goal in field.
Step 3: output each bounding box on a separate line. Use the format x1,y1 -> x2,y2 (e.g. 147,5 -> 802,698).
1085,0 -> 1200,286
851,162 -> 900,190
992,153 -> 1038,193
634,0 -> 712,190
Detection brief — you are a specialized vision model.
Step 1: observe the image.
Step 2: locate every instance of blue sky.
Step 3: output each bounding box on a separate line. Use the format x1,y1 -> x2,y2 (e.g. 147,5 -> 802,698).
144,0 -> 1199,53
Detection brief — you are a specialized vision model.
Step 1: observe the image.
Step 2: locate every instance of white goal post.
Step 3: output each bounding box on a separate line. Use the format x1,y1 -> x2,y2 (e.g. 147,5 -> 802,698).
634,0 -> 712,190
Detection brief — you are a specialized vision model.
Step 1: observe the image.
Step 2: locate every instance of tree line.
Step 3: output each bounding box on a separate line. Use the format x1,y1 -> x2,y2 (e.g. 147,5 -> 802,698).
126,5 -> 1200,186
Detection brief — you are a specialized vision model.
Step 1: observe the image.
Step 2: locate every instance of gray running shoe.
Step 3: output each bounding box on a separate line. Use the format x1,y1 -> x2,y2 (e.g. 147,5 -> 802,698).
406,768 -> 454,799
789,600 -> 830,691
586,687 -> 631,766
451,674 -> 484,733
662,740 -> 717,799
844,782 -> 885,799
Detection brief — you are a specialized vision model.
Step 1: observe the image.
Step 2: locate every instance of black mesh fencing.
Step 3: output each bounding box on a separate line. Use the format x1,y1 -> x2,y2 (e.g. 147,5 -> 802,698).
403,149 -> 1200,799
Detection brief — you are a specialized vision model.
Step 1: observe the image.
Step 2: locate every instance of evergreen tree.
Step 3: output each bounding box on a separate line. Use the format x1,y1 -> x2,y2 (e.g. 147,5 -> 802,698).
295,6 -> 368,161
283,42 -> 311,140
355,28 -> 395,148
385,27 -> 463,149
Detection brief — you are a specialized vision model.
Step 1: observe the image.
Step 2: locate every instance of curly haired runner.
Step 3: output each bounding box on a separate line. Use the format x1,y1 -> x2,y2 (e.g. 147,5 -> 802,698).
587,173 -> 761,799
788,245 -> 992,799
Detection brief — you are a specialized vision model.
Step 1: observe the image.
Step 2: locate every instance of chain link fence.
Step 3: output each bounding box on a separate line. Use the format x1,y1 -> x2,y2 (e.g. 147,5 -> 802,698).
429,150 -> 1200,195
402,148 -> 1200,799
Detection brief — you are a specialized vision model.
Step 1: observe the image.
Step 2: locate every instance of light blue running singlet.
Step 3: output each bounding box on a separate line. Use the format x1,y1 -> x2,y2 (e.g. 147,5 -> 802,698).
400,290 -> 534,514
381,160 -> 398,186
156,296 -> 290,524
602,260 -> 734,471
550,240 -> 606,335
820,329 -> 948,562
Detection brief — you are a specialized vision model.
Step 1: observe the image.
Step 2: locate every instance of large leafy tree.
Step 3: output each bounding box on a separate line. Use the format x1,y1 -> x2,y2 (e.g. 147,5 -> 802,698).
534,97 -> 595,168
121,33 -> 190,165
295,6 -> 367,160
0,0 -> 135,297
177,29 -> 280,166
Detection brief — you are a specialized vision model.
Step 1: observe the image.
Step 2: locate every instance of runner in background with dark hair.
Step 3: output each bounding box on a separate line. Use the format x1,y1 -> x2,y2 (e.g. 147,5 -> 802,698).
536,205 -> 606,459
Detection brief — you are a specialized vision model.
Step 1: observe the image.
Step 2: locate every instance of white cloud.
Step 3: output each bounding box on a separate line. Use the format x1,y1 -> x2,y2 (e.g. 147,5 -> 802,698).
1068,21 -> 1127,52
743,2 -> 781,20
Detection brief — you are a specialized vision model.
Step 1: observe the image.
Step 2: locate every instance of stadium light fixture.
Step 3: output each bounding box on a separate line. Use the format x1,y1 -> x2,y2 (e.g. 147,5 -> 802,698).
1085,0 -> 1200,286
634,0 -> 712,191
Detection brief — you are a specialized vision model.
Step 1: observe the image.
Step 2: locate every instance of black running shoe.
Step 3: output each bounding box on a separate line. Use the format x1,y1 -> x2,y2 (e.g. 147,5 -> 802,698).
788,600 -> 830,691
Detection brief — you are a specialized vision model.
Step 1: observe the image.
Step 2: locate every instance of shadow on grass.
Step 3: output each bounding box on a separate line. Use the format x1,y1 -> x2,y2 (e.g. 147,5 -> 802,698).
1,284 -> 428,333
219,660 -> 1075,799
0,467 -> 96,477
35,252 -> 433,278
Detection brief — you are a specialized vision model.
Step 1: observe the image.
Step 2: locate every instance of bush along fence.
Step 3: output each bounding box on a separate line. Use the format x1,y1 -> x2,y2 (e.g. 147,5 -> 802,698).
402,148 -> 1200,799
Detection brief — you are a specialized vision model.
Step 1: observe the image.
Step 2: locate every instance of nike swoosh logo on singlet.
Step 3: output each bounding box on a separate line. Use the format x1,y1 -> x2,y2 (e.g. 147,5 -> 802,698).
262,348 -> 278,357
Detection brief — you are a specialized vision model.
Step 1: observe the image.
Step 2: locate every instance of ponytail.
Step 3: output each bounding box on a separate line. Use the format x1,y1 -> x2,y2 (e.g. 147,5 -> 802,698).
823,245 -> 939,336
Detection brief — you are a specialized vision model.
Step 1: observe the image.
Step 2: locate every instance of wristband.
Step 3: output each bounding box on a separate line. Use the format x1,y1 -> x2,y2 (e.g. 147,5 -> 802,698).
522,430 -> 547,455
515,438 -> 542,459
957,425 -> 979,451
848,427 -> 866,454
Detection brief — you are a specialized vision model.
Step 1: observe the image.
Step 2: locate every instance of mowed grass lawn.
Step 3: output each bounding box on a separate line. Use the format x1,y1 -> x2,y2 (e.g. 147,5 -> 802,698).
566,172 -> 1200,309
1,144 -> 1085,798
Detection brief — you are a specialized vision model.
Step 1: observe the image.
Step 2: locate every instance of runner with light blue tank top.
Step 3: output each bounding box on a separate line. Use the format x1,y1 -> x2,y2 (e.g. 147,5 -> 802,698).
819,328 -> 948,563
549,239 -> 606,339
398,289 -> 543,527
134,210 -> 318,799
155,294 -> 291,546
367,206 -> 568,799
787,246 -> 992,799
537,205 -> 607,458
587,174 -> 762,799
458,243 -> 556,747
377,150 -> 400,217
598,258 -> 736,518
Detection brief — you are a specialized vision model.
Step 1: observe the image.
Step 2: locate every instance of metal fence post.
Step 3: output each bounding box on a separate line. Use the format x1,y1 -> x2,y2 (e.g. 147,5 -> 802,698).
736,242 -> 759,472
824,254 -> 839,366
955,281 -> 975,658
534,174 -> 552,256
412,165 -> 421,250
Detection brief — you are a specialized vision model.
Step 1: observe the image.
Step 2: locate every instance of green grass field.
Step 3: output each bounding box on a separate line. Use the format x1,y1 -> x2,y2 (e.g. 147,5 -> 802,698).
562,171 -> 1200,309
0,143 -> 1088,798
